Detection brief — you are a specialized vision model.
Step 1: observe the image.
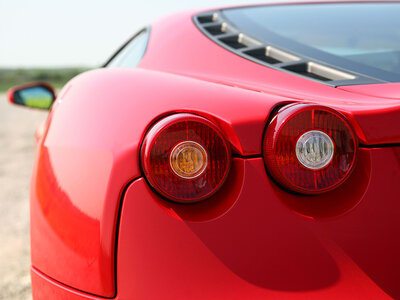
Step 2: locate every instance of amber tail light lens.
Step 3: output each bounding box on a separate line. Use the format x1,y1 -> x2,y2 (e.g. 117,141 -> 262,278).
141,114 -> 231,203
263,104 -> 357,194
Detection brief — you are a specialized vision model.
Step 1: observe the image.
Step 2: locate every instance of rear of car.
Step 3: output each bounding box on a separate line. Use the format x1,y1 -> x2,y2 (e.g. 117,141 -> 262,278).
29,2 -> 400,299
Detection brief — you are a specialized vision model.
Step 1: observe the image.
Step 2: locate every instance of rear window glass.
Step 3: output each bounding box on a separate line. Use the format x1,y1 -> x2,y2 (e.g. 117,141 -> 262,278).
223,3 -> 400,81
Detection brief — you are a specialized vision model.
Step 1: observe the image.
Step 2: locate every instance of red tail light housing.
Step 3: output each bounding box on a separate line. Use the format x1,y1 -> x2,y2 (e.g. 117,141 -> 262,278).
141,114 -> 231,203
263,104 -> 358,194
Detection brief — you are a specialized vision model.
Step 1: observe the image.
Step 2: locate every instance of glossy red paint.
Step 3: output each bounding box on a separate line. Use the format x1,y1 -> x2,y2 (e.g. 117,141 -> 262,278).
31,268 -> 105,300
117,151 -> 399,299
30,68 -> 279,297
32,149 -> 400,299
24,1 -> 400,299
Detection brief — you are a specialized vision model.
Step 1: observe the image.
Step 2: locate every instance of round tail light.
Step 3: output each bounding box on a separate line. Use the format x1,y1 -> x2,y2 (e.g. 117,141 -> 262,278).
141,114 -> 231,203
263,104 -> 357,194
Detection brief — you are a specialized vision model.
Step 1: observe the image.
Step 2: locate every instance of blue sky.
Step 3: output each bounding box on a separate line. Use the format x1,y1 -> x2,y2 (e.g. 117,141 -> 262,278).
0,0 -> 273,68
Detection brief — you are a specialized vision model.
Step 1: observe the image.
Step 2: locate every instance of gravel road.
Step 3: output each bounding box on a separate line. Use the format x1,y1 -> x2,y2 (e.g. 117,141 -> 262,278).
0,94 -> 48,300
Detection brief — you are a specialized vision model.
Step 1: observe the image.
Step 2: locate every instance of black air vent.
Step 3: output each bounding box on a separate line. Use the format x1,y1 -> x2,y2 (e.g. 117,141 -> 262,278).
204,24 -> 225,35
197,13 -> 218,24
194,11 -> 363,86
244,46 -> 300,65
219,35 -> 246,49
219,34 -> 260,49
283,62 -> 356,82
203,23 -> 234,36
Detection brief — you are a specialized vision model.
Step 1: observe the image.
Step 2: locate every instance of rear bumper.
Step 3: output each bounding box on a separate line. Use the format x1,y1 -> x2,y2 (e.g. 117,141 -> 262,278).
31,267 -> 106,300
32,147 -> 400,299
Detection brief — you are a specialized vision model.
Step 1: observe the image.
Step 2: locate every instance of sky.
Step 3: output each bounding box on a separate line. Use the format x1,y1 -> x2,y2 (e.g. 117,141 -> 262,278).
0,0 -> 273,68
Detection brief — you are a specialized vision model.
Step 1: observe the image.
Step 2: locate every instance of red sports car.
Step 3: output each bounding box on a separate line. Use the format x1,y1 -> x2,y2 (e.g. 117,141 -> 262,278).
8,1 -> 400,299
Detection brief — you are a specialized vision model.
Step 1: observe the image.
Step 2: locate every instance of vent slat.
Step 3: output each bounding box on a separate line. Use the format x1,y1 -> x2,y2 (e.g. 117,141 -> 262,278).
197,13 -> 218,24
204,24 -> 225,35
219,35 -> 246,49
219,33 -> 261,49
244,48 -> 281,64
283,62 -> 356,81
244,46 -> 300,65
204,23 -> 234,36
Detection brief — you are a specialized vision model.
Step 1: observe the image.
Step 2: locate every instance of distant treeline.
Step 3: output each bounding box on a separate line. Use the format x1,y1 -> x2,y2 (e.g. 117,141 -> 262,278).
0,68 -> 89,92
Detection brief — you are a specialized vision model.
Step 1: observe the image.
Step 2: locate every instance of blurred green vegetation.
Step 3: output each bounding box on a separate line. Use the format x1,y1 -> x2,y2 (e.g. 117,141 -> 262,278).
0,68 -> 89,93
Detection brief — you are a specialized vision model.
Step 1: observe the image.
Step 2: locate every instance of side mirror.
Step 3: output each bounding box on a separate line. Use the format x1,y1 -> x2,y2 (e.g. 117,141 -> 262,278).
7,82 -> 55,110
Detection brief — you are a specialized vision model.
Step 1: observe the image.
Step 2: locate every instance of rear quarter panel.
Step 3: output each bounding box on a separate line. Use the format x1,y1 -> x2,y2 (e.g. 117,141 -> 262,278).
30,68 -> 281,296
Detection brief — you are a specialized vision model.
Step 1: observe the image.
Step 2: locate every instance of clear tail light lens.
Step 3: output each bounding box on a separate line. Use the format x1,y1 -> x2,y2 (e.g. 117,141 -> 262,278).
263,104 -> 357,194
295,130 -> 334,170
141,114 -> 231,203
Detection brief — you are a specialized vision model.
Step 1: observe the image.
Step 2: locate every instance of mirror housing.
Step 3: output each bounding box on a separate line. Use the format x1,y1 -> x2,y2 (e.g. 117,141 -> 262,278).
7,82 -> 56,110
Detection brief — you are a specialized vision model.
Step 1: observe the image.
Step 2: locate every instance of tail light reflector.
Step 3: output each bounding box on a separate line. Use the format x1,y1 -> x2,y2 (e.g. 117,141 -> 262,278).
141,114 -> 231,203
263,104 -> 357,194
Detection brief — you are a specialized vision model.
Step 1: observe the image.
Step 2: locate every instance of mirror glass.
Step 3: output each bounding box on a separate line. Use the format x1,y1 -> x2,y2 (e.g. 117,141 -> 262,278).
13,85 -> 54,109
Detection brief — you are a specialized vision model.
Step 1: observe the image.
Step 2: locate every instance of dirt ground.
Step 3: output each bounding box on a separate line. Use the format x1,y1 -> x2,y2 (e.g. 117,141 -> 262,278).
0,94 -> 48,300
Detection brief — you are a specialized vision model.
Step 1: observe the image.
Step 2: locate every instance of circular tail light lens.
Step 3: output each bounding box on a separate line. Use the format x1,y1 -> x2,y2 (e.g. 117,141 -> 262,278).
263,104 -> 357,194
295,130 -> 334,170
141,114 -> 231,203
170,141 -> 208,179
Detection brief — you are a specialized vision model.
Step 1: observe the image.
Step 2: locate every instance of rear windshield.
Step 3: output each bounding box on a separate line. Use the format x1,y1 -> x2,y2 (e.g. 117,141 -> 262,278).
223,3 -> 400,82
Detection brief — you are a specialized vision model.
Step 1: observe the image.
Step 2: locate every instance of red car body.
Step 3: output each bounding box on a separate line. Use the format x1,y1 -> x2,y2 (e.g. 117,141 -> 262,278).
12,1 -> 400,299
